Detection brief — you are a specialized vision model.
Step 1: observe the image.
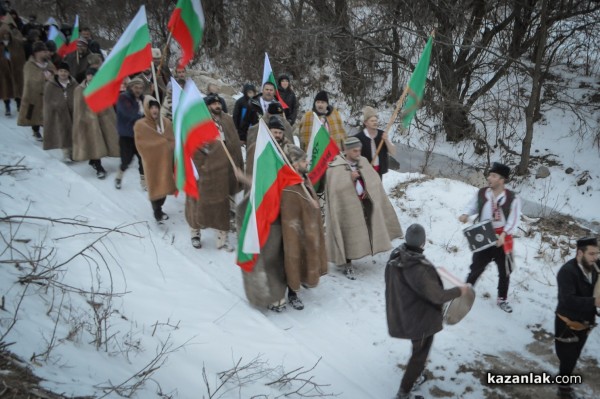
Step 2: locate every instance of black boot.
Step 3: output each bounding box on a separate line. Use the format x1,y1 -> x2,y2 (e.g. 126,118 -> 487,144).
32,126 -> 42,141
4,100 -> 11,116
15,98 -> 20,111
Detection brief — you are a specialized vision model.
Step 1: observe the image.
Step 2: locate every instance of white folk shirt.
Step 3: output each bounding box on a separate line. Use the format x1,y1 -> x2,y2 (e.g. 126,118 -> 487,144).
347,160 -> 365,196
260,98 -> 273,114
363,128 -> 379,167
462,188 -> 521,235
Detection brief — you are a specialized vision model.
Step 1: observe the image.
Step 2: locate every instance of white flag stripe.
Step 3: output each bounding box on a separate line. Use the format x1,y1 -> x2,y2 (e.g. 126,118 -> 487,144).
261,53 -> 272,87
104,6 -> 147,64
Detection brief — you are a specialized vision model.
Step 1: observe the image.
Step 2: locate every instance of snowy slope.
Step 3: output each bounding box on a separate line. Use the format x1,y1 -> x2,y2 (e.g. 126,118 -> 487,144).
1,116 -> 598,399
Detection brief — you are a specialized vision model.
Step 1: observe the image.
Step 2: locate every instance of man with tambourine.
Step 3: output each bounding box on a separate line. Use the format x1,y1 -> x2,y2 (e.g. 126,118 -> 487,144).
458,162 -> 522,313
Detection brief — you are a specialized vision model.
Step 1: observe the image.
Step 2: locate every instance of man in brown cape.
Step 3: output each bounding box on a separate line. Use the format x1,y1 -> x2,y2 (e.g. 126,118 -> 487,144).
134,96 -> 176,222
325,136 -> 403,279
72,67 -> 119,179
0,22 -> 25,116
185,94 -> 243,250
280,145 -> 328,310
42,62 -> 76,161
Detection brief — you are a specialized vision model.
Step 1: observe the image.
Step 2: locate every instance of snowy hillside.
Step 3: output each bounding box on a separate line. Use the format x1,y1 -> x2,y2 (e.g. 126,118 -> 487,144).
1,116 -> 598,398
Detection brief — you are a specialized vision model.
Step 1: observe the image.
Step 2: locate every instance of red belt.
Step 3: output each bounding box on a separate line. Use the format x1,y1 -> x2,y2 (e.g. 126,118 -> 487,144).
495,227 -> 513,254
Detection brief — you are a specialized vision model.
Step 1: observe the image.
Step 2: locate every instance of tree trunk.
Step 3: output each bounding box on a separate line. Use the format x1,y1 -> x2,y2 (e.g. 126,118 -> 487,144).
518,0 -> 548,175
390,27 -> 400,102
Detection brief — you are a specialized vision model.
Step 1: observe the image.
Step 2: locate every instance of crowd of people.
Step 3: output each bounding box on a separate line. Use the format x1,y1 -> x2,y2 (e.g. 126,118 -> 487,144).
1,9 -> 597,399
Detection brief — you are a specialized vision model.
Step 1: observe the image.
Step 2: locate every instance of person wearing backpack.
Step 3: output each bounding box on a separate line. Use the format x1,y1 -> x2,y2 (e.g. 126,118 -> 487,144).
458,162 -> 521,313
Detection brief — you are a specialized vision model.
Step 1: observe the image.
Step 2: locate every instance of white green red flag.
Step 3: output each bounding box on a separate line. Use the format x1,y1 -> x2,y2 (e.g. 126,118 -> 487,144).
262,53 -> 289,109
237,119 -> 303,272
173,79 -> 220,198
168,0 -> 205,68
401,35 -> 434,128
306,113 -> 339,190
47,25 -> 68,58
62,15 -> 79,56
83,6 -> 152,113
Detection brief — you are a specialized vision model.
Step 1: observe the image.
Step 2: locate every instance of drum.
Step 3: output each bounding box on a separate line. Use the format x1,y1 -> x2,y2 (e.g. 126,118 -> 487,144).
463,220 -> 497,252
437,267 -> 476,325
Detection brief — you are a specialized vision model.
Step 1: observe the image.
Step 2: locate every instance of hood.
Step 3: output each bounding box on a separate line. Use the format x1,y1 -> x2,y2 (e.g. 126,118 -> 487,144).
387,244 -> 426,269
142,95 -> 159,119
242,83 -> 256,97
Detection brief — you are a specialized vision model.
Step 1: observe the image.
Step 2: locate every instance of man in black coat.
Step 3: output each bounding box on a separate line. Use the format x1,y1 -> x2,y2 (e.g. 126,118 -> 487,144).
554,236 -> 599,399
232,82 -> 256,143
385,224 -> 468,399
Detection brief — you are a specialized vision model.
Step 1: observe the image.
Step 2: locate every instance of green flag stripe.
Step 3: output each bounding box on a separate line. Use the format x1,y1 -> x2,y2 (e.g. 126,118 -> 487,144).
179,1 -> 204,48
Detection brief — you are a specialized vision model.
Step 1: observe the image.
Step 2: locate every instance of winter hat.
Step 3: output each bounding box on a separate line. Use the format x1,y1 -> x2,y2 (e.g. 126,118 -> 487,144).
362,106 -> 378,123
405,224 -> 426,248
278,74 -> 290,86
489,162 -> 511,180
285,145 -> 306,164
576,237 -> 598,249
151,48 -> 162,58
77,37 -> 88,46
204,94 -> 221,106
87,53 -> 103,66
85,67 -> 98,76
31,41 -> 47,54
314,90 -> 329,104
242,83 -> 256,96
344,136 -> 362,150
267,101 -> 283,115
57,62 -> 70,72
267,116 -> 285,131
127,76 -> 144,88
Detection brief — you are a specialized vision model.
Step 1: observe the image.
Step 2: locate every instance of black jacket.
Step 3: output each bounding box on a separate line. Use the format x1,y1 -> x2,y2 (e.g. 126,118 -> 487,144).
355,129 -> 389,175
385,244 -> 461,340
278,87 -> 298,125
116,90 -> 144,138
556,258 -> 598,324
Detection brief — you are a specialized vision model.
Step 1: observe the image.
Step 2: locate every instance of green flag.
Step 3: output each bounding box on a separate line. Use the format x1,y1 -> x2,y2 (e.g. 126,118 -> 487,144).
401,35 -> 434,128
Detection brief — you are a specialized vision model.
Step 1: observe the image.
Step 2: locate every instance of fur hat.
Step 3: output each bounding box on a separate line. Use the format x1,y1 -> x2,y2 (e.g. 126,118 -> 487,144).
362,106 -> 378,123
344,136 -> 362,149
204,94 -> 221,106
151,47 -> 161,58
268,116 -> 285,131
576,237 -> 598,249
31,41 -> 47,54
45,40 -> 57,52
77,37 -> 88,46
285,145 -> 306,164
242,83 -> 256,96
314,90 -> 329,103
85,67 -> 98,77
127,76 -> 144,88
267,101 -> 283,115
489,162 -> 511,180
405,224 -> 426,248
57,62 -> 70,72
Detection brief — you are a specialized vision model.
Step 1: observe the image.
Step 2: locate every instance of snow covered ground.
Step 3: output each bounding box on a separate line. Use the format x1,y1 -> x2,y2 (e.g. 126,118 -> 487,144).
1,115 -> 598,398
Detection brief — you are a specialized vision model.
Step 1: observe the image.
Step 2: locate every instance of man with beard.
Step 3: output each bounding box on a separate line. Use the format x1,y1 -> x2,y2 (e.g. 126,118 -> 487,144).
325,137 -> 403,280
185,94 -> 243,250
298,90 -> 346,151
458,162 -> 521,313
554,237 -> 599,399
278,145 -> 328,311
134,97 -> 177,223
245,101 -> 294,148
115,77 -> 145,190
64,38 -> 90,83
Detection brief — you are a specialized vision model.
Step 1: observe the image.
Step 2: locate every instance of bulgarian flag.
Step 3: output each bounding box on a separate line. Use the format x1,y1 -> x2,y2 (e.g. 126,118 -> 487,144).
400,35 -> 434,128
47,25 -> 68,57
83,6 -> 152,113
173,79 -> 220,198
262,53 -> 289,109
306,112 -> 339,190
237,119 -> 303,272
63,15 -> 79,56
168,0 -> 205,68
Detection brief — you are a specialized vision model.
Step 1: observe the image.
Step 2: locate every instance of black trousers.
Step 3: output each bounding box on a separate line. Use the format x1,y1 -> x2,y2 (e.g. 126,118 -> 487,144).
400,334 -> 434,394
555,316 -> 589,386
119,136 -> 144,175
151,197 -> 166,220
466,245 -> 510,299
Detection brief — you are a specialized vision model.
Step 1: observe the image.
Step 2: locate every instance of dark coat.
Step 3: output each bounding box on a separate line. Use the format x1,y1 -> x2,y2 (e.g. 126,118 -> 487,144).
64,49 -> 91,83
385,244 -> 461,340
232,94 -> 253,141
116,89 -> 144,137
278,87 -> 298,125
555,258 -> 598,324
355,129 -> 389,175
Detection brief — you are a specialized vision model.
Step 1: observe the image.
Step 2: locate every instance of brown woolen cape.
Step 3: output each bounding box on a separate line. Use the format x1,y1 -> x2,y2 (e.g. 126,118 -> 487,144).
17,58 -> 56,127
42,76 -> 76,150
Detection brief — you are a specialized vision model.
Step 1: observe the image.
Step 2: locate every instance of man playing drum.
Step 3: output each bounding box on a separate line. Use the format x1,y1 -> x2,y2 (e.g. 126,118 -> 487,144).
458,162 -> 521,313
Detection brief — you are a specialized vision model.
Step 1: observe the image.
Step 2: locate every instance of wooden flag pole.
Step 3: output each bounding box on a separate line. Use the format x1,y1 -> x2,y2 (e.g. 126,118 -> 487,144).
150,61 -> 164,132
218,139 -> 244,184
157,32 -> 173,85
371,85 -> 409,166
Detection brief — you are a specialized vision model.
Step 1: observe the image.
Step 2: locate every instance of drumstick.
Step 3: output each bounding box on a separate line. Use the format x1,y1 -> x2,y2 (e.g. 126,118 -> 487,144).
437,267 -> 466,287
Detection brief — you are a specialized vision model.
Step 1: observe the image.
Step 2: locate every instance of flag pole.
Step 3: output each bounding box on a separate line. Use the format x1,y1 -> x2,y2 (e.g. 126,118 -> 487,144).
157,31 -> 172,85
151,61 -> 164,132
218,140 -> 244,183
